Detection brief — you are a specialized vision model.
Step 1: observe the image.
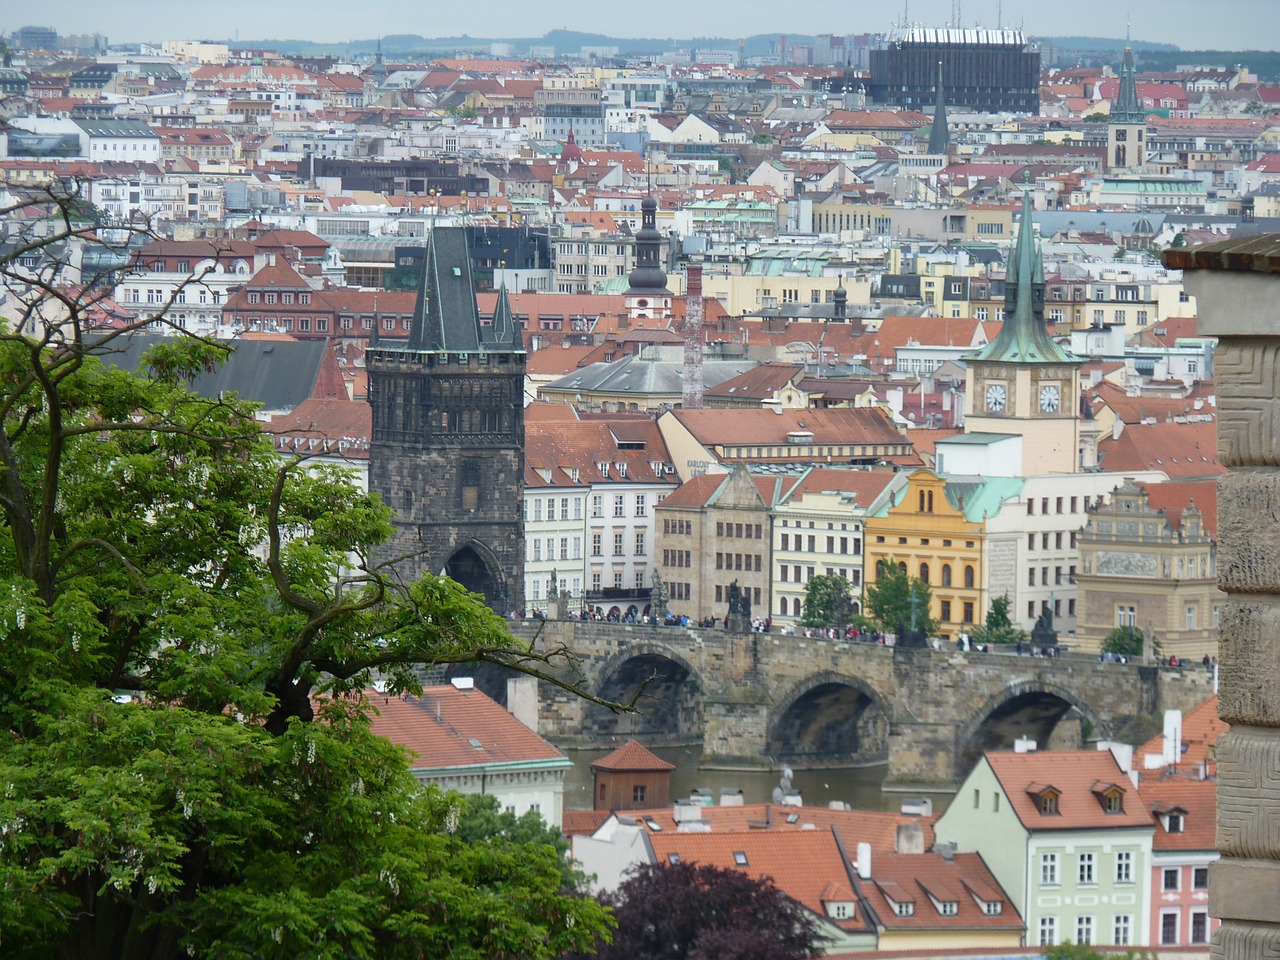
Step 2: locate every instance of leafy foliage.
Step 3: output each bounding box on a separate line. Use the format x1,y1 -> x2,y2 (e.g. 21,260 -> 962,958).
799,573 -> 855,629
0,183 -> 615,960
573,861 -> 823,960
863,559 -> 937,636
970,594 -> 1028,646
1103,624 -> 1160,659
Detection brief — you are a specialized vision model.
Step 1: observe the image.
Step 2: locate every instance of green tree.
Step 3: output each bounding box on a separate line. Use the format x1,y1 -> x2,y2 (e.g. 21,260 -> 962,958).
864,559 -> 937,636
799,573 -> 855,630
970,593 -> 1028,646
1083,111 -> 1109,122
1102,624 -> 1161,659
0,181 -> 615,960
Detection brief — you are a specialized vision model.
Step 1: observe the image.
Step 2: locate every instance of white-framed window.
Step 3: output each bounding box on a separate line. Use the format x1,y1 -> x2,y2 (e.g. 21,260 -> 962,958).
572,537 -> 581,559
591,495 -> 603,517
613,533 -> 624,556
1038,916 -> 1057,946
1114,914 -> 1132,945
1075,915 -> 1094,945
1041,852 -> 1059,886
1115,850 -> 1132,884
532,540 -> 541,561
561,497 -> 570,520
1117,605 -> 1136,627
1187,606 -> 1196,629
591,534 -> 602,557
1160,910 -> 1179,945
1078,852 -> 1095,885
546,538 -> 556,561
533,499 -> 543,521
635,494 -> 647,517
1190,909 -> 1209,944
613,495 -> 626,517
1163,867 -> 1180,891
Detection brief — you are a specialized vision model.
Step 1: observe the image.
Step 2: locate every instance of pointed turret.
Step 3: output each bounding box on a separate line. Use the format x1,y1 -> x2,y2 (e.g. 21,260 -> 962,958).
486,278 -> 522,349
927,60 -> 950,155
833,275 -> 848,321
972,190 -> 1076,365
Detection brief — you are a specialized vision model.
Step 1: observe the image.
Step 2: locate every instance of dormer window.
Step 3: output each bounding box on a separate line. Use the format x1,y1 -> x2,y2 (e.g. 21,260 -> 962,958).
983,901 -> 1003,916
938,901 -> 958,916
1028,783 -> 1061,816
1168,813 -> 1183,833
1091,781 -> 1127,815
894,901 -> 915,917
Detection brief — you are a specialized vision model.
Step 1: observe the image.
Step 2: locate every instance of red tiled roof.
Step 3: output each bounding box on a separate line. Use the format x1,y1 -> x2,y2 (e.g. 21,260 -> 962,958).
985,750 -> 1155,831
1096,420 -> 1222,479
367,685 -> 566,771
863,852 -> 1023,932
1088,380 -> 1215,424
1139,479 -> 1218,539
671,406 -> 908,449
1136,695 -> 1227,780
562,809 -> 612,837
783,466 -> 899,506
644,828 -> 866,930
591,739 -> 676,772
704,362 -> 800,400
1138,779 -> 1216,852
265,398 -> 371,460
657,473 -> 727,509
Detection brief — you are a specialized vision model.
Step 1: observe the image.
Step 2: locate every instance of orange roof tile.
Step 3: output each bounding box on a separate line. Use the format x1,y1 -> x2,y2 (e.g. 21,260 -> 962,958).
1136,695 -> 1227,780
591,739 -> 676,772
644,828 -> 866,930
1096,420 -> 1222,479
1139,479 -> 1218,539
985,750 -> 1155,831
367,685 -> 567,772
783,466 -> 899,506
863,852 -> 1023,932
1138,779 -> 1216,851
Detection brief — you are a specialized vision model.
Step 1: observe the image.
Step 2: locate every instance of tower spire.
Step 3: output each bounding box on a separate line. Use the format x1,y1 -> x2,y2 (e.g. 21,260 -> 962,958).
927,60 -> 950,155
971,187 -> 1075,364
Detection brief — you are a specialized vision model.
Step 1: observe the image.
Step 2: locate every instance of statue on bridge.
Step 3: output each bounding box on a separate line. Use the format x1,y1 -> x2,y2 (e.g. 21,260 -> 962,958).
1031,606 -> 1059,653
650,569 -> 669,625
724,579 -> 751,633
896,582 -> 930,648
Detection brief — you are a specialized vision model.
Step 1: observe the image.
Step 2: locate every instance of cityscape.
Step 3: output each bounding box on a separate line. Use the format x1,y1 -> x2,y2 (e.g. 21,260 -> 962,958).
0,13 -> 1277,960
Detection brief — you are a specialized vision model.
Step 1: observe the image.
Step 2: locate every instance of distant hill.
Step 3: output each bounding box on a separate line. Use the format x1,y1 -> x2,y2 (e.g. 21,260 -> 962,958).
1039,36 -> 1180,53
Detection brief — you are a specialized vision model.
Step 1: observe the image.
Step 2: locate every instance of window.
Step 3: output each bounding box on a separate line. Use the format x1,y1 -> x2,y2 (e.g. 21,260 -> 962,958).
941,565 -> 952,586
1116,851 -> 1132,884
1041,852 -> 1059,885
634,494 -> 646,517
733,851 -> 748,866
613,495 -> 626,517
1193,866 -> 1209,889
1168,812 -> 1183,833
533,499 -> 543,522
1038,916 -> 1057,947
893,901 -> 914,917
940,600 -> 952,622
1078,852 -> 1095,885
937,901 -> 958,916
532,541 -> 541,561
1114,914 -> 1132,946
1076,915 -> 1094,945
573,499 -> 583,520
1191,909 -> 1209,944
1160,912 -> 1178,945
1117,605 -> 1136,627
561,498 -> 570,520
592,495 -> 603,518
964,566 -> 975,588
1164,868 -> 1180,891
632,785 -> 646,804
591,534 -> 602,557
1187,606 -> 1196,630
634,531 -> 645,555
1040,793 -> 1059,815
613,533 -> 625,556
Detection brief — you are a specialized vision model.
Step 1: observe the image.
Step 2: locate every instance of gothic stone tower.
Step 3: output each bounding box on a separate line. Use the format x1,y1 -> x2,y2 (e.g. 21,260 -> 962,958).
367,227 -> 526,612
1107,45 -> 1149,173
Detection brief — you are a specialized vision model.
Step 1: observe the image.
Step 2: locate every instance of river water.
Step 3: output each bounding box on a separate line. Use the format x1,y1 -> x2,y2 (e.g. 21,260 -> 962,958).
562,744 -> 953,815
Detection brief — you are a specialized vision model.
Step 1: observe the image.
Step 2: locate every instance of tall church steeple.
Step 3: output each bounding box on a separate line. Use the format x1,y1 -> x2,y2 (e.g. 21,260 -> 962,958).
625,192 -> 672,320
964,189 -> 1083,475
1106,41 -> 1148,172
927,60 -> 950,156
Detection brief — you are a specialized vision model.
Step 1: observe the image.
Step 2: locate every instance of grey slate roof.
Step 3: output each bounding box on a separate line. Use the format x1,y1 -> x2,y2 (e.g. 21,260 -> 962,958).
93,335 -> 330,412
408,227 -> 481,352
542,355 -> 759,396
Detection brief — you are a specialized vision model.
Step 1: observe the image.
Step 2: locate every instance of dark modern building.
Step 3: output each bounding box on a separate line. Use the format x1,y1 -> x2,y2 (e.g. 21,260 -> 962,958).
366,228 -> 526,613
309,157 -> 489,197
868,27 -> 1040,114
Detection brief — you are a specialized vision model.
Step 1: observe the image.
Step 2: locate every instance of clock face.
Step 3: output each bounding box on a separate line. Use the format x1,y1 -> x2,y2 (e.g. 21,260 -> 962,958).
985,383 -> 1006,412
1039,384 -> 1061,412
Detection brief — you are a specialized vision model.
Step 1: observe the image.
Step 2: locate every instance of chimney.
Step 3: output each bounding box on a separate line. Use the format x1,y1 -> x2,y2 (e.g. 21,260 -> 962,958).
1163,709 -> 1183,766
937,841 -> 956,861
895,821 -> 925,855
856,841 -> 872,880
1014,737 -> 1037,753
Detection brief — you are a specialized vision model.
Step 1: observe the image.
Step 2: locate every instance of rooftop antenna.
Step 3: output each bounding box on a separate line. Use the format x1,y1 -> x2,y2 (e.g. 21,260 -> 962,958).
997,0 -> 1002,29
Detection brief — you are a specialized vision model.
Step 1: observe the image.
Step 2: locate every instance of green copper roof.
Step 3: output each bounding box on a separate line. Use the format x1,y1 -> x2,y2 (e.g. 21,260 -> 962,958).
970,190 -> 1079,366
1111,46 -> 1147,125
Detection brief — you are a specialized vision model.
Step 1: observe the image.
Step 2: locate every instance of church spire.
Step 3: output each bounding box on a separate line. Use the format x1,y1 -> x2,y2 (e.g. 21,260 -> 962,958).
927,60 -> 950,155
1111,43 -> 1145,125
971,188 -> 1076,365
408,227 -> 483,352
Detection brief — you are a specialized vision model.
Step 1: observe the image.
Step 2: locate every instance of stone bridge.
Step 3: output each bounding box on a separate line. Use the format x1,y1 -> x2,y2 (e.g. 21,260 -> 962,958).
483,621 -> 1215,788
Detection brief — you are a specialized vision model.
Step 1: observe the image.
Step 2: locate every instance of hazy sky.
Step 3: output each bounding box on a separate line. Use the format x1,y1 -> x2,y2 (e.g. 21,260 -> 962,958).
12,0 -> 1279,51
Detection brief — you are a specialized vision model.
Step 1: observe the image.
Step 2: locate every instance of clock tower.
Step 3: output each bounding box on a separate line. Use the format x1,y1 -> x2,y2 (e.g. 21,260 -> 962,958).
965,189 -> 1082,475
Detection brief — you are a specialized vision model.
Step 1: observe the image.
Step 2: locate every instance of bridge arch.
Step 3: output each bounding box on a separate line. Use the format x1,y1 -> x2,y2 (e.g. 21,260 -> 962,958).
957,678 -> 1110,775
767,671 -> 890,764
584,642 -> 706,742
